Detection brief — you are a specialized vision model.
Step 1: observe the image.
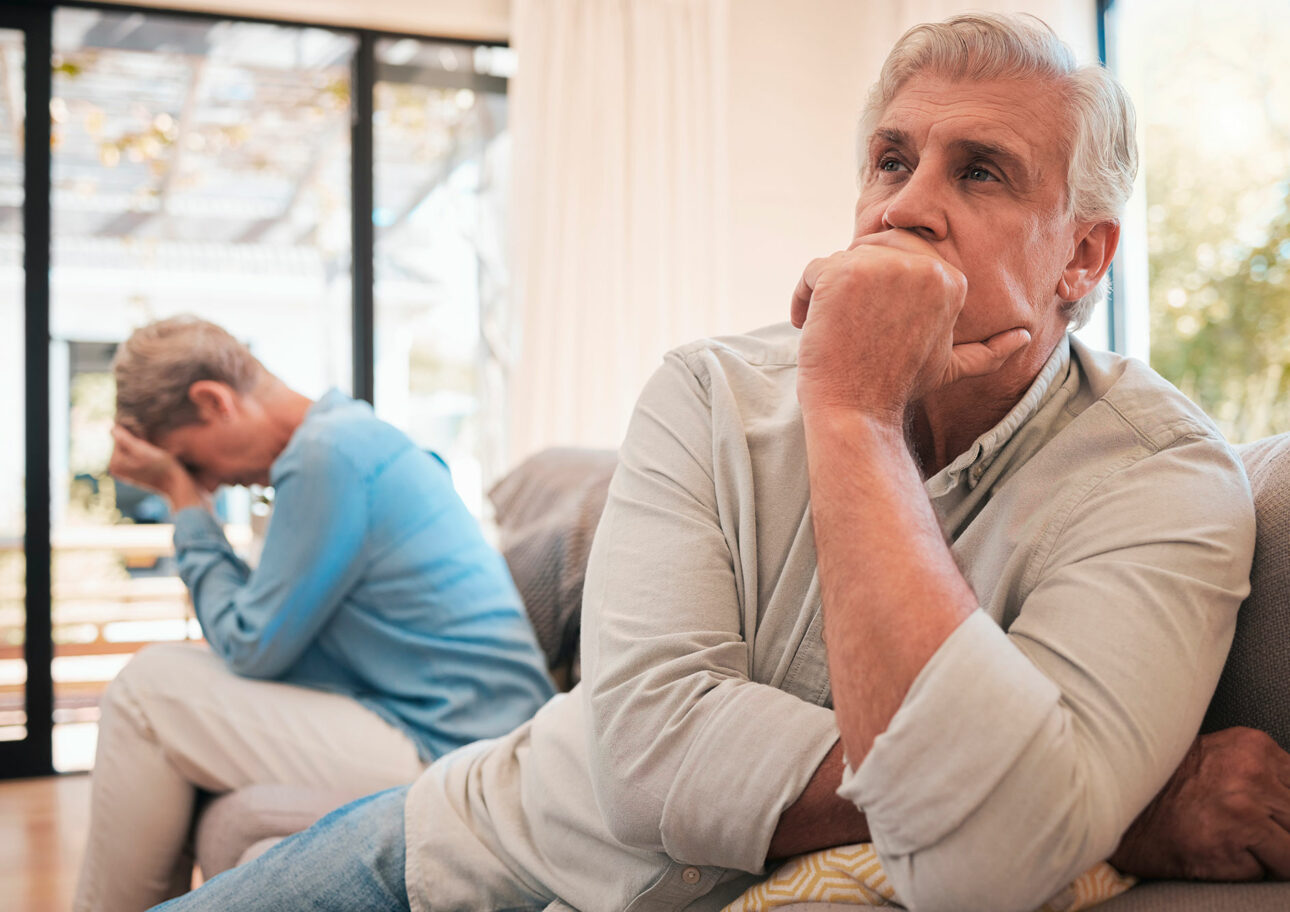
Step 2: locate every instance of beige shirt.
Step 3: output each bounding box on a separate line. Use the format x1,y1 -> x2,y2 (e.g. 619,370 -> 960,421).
405,323 -> 1254,912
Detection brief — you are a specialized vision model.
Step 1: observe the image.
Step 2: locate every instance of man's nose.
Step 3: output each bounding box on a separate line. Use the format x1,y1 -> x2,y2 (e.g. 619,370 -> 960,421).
881,168 -> 949,241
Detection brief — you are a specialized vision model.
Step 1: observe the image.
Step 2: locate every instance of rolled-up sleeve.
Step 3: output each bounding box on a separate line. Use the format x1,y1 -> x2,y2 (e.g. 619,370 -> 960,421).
837,432 -> 1255,912
580,349 -> 839,874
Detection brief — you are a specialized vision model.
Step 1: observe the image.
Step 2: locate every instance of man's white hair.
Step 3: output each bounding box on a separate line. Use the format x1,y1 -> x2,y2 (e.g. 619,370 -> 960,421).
859,12 -> 1138,329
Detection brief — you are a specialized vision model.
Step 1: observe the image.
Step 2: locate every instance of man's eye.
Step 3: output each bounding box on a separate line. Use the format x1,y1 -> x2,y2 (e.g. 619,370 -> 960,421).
878,157 -> 906,173
964,164 -> 998,182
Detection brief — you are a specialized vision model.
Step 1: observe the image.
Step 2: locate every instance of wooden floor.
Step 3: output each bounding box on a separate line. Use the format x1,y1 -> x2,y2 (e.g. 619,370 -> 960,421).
0,774 -> 91,912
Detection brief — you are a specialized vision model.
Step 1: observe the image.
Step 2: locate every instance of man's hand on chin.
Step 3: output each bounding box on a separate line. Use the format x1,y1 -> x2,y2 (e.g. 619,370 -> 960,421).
790,229 -> 1030,421
1111,727 -> 1290,881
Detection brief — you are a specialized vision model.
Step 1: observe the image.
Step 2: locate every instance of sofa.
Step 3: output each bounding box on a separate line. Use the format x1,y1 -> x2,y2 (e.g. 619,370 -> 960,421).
193,438 -> 1290,909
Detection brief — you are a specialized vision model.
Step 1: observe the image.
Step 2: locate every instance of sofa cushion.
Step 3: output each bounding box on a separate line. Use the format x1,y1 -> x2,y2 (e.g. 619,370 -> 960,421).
1202,435 -> 1290,749
1095,881 -> 1290,911
489,447 -> 617,681
742,883 -> 1290,912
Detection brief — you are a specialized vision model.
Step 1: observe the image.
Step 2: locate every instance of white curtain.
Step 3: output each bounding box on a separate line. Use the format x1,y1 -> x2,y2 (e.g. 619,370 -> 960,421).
507,0 -> 731,459
505,0 -> 1095,463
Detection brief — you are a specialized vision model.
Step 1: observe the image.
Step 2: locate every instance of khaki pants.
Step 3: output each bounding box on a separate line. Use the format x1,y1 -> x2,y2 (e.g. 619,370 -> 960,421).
73,643 -> 425,912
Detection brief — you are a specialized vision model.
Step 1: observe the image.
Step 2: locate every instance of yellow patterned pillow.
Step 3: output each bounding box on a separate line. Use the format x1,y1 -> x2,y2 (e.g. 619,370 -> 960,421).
723,843 -> 1135,912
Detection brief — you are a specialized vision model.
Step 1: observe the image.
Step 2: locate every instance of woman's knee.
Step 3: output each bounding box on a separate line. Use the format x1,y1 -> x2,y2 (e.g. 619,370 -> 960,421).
120,643 -> 214,688
101,644 -> 214,732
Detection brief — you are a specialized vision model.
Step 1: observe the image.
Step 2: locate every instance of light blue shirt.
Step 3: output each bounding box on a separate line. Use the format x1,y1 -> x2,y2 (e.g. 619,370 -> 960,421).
173,390 -> 555,761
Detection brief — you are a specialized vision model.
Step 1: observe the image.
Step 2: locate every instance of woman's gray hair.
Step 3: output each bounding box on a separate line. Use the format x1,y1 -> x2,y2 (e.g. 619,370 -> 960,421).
859,12 -> 1138,328
113,315 -> 264,441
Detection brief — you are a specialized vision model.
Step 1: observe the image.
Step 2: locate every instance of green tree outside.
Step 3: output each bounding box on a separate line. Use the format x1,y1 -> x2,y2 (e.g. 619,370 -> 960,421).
1122,0 -> 1290,443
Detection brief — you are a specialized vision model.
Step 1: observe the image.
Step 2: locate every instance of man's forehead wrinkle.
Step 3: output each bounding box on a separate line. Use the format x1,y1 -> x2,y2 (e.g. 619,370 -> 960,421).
881,79 -> 1053,141
867,127 -> 912,156
882,106 -> 1038,152
874,127 -> 910,145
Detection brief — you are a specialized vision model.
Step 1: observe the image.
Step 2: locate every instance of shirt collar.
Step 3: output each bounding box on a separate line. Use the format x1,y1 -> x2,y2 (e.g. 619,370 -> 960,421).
309,388 -> 352,417
269,388 -> 352,483
924,334 -> 1072,499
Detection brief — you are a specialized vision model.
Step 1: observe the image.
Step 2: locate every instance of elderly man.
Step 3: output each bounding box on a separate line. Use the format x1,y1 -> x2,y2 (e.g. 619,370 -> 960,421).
154,13 -> 1289,912
75,316 -> 554,912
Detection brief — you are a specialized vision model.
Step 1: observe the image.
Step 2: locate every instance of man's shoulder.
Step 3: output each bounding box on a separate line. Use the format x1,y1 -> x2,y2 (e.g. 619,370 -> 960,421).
279,394 -> 419,481
668,321 -> 801,372
1071,337 -> 1226,453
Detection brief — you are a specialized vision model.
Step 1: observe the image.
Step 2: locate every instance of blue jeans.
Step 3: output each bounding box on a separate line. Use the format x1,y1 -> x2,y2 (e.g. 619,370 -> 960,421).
151,786 -> 411,912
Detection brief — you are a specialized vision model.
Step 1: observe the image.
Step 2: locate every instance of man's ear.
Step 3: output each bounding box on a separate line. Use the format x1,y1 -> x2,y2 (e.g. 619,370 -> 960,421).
187,380 -> 237,423
1057,220 -> 1120,302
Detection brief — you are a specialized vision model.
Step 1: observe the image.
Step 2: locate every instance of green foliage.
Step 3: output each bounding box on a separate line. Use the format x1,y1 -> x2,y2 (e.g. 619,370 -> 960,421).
1149,180 -> 1290,442
1131,0 -> 1290,443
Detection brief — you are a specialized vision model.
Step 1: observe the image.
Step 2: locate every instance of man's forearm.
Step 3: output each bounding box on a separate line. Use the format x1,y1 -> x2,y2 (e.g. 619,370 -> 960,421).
769,739 -> 871,860
163,469 -> 209,513
804,409 -> 977,767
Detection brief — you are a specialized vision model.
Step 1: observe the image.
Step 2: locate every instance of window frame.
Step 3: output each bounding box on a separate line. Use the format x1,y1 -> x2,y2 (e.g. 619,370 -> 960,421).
1097,0 -> 1129,356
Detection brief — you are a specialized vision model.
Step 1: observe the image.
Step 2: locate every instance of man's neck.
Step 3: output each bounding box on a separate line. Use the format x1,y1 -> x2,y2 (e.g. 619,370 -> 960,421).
256,377 -> 315,456
908,383 -> 1021,476
908,334 -> 1063,477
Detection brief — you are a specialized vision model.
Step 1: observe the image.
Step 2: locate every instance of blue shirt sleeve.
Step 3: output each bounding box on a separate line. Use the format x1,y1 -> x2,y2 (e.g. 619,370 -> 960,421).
173,437 -> 369,679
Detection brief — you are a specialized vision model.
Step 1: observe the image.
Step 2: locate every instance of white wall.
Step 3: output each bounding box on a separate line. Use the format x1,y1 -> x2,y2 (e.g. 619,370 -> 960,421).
726,1 -> 874,332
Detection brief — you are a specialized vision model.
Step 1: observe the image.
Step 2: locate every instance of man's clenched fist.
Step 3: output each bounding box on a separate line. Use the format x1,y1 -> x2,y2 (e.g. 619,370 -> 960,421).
791,229 -> 1029,422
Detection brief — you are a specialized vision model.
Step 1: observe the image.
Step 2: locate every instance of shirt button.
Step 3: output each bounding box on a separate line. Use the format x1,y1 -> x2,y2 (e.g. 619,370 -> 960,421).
681,866 -> 702,885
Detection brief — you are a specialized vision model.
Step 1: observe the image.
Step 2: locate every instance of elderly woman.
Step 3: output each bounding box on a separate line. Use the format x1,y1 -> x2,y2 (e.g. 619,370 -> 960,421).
74,316 -> 554,912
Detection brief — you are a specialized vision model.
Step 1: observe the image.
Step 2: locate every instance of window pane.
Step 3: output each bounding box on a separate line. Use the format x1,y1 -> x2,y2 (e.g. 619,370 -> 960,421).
0,27 -> 25,745
372,39 -> 512,512
1114,0 -> 1290,442
49,8 -> 356,770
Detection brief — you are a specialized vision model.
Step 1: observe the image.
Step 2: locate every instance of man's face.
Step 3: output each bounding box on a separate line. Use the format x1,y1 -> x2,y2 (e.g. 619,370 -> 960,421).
853,73 -> 1080,359
154,399 -> 276,491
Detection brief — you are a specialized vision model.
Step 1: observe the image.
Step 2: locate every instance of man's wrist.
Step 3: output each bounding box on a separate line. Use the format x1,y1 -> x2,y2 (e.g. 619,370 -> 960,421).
163,469 -> 208,513
801,404 -> 909,449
